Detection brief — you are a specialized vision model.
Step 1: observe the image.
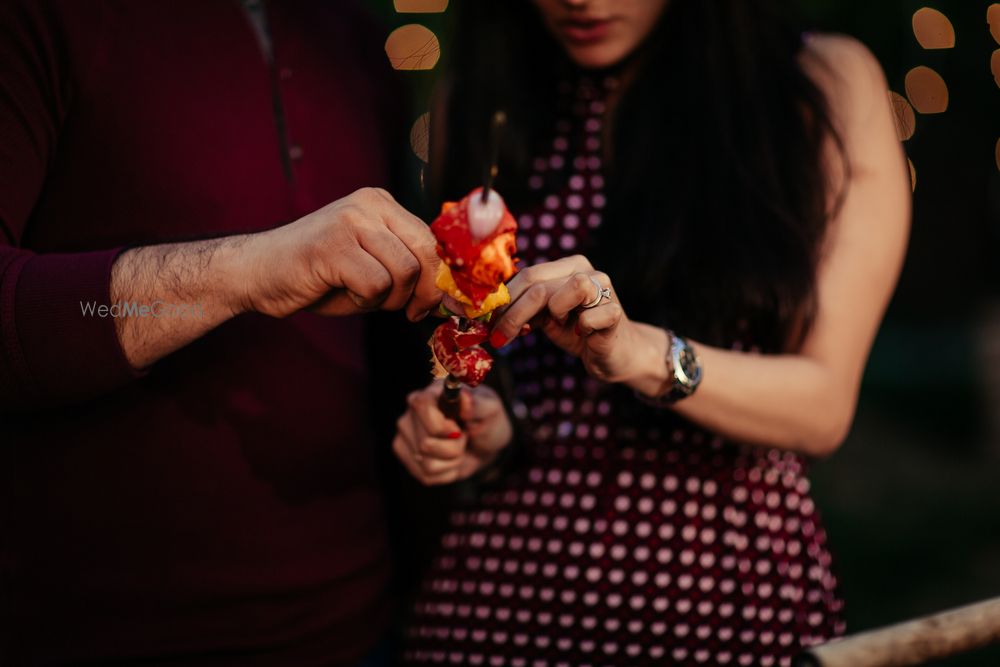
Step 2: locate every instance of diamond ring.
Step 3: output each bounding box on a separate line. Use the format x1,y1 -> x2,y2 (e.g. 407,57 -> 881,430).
581,275 -> 612,309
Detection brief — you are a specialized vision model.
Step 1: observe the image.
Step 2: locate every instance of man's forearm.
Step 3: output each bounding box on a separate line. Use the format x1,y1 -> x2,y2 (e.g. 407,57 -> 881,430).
110,235 -> 251,369
0,188 -> 440,406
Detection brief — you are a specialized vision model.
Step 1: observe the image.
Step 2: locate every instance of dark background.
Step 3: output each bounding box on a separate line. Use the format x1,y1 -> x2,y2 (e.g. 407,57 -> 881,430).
372,1 -> 1000,664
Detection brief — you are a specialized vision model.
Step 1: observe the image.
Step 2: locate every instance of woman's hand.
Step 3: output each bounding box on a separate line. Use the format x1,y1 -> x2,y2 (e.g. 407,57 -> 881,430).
489,255 -> 653,385
393,381 -> 514,486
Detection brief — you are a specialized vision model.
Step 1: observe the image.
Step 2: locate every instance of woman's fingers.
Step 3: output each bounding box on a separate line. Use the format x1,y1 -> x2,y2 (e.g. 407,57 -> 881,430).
457,390 -> 476,424
399,398 -> 467,458
415,451 -> 464,476
490,282 -> 553,347
547,271 -> 612,324
492,265 -> 615,347
504,254 -> 594,303
394,384 -> 470,479
393,435 -> 462,486
393,381 -> 514,485
407,387 -> 461,438
440,294 -> 467,316
394,417 -> 465,470
414,434 -> 467,460
466,386 -> 503,422
577,300 -> 624,336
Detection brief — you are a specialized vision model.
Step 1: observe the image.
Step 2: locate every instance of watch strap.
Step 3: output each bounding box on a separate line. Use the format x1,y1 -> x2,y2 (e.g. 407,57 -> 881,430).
635,329 -> 701,407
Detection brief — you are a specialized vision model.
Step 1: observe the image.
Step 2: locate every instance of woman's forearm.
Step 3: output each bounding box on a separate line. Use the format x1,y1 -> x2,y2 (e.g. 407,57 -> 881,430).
622,321 -> 853,457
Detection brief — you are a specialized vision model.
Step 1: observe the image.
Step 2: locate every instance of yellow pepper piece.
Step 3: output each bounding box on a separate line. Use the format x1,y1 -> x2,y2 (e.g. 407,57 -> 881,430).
435,263 -> 510,319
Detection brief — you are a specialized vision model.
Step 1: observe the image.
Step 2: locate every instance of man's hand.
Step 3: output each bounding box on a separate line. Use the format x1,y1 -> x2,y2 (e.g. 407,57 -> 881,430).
393,381 -> 513,486
240,187 -> 441,322
111,187 -> 441,369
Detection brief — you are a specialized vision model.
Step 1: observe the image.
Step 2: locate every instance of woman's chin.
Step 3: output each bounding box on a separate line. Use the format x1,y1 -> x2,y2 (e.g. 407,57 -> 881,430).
563,43 -> 631,71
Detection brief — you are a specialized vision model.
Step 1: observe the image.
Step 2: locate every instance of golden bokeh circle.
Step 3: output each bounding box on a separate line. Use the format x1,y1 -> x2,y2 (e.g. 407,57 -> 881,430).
394,0 -> 448,12
989,4 -> 1000,45
385,24 -> 441,71
888,91 -> 916,141
912,8 -> 955,49
410,112 -> 430,163
908,158 -> 916,192
905,66 -> 949,114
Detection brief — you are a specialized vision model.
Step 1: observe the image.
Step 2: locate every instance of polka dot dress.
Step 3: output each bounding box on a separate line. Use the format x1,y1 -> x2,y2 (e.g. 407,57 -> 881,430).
403,76 -> 844,667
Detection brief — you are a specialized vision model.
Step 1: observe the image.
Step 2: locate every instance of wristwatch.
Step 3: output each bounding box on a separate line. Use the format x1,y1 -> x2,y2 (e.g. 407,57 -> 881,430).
638,329 -> 702,406
665,330 -> 703,401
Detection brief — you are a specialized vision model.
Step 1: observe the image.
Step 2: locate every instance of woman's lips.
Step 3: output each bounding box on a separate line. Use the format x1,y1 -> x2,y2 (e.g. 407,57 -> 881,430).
559,17 -> 614,44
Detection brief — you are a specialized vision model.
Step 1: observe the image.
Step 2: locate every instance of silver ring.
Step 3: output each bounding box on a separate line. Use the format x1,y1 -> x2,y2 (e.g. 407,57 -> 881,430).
581,275 -> 612,309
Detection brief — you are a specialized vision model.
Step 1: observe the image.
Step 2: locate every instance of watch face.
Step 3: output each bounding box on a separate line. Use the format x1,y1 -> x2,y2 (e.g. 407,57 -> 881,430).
678,348 -> 696,381
676,345 -> 702,386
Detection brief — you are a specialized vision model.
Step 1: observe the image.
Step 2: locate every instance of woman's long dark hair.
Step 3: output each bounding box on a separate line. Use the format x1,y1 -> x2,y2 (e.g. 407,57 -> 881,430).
429,0 -> 846,353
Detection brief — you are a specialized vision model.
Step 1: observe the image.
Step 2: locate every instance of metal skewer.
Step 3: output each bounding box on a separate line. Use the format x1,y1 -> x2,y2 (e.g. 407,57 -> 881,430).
481,111 -> 506,203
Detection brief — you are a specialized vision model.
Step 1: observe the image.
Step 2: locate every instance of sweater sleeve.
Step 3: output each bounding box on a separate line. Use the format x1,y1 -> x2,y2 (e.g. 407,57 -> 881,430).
0,0 -> 139,411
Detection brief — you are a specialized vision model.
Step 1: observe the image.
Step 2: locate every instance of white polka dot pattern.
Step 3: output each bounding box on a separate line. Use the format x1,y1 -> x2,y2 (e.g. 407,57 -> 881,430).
404,75 -> 844,667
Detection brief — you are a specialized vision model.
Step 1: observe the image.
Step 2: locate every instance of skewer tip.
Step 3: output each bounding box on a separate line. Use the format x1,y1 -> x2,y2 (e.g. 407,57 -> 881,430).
481,110 -> 507,203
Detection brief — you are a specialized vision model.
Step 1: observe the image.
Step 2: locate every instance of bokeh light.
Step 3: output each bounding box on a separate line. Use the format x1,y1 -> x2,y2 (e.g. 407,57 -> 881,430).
908,158 -> 916,192
888,91 -> 916,141
385,24 -> 441,70
989,4 -> 1000,44
410,112 -> 430,162
394,0 -> 448,12
904,65 -> 949,114
992,48 -> 1000,88
912,8 -> 955,49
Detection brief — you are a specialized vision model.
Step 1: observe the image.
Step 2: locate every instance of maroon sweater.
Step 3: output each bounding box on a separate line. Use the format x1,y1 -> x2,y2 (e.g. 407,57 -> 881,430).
0,1 -> 402,663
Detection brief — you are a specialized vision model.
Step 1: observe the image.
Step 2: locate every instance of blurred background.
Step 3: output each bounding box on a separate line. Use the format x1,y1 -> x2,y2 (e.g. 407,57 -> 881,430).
373,1 -> 1000,663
